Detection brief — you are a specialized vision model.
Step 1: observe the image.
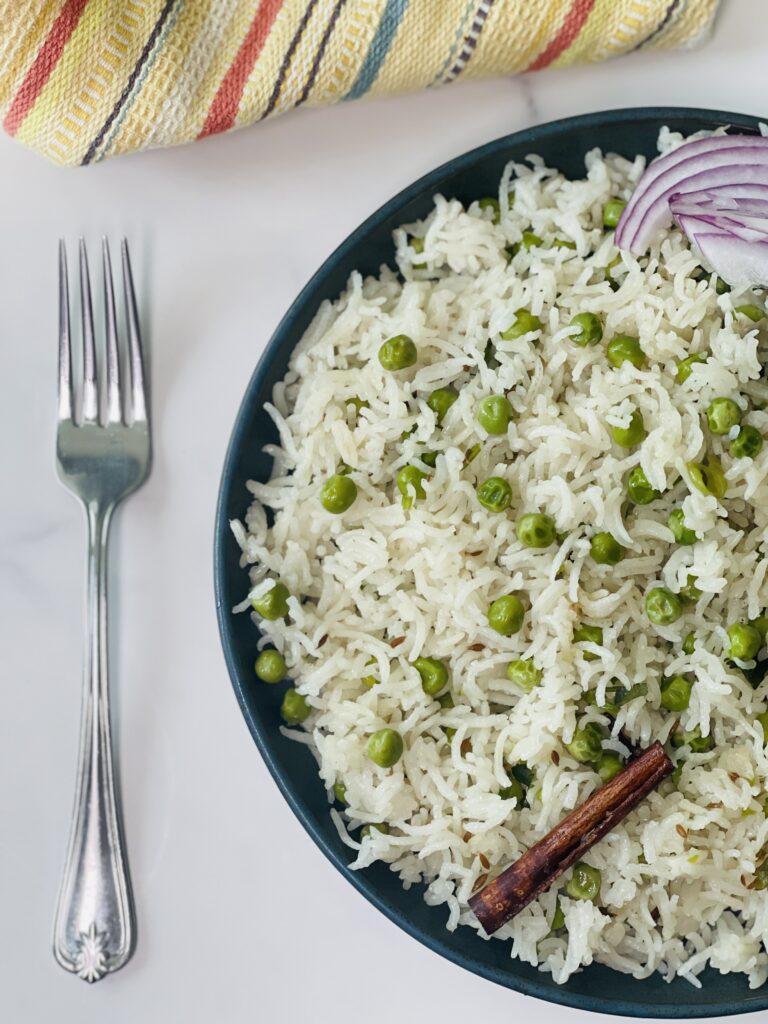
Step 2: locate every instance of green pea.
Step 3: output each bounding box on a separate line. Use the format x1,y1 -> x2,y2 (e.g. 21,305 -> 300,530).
756,710 -> 768,743
679,575 -> 702,604
660,674 -> 693,712
596,750 -> 624,782
585,687 -> 606,712
752,616 -> 768,640
671,725 -> 713,753
419,451 -> 438,469
501,308 -> 543,342
347,396 -> 369,415
550,899 -> 566,932
686,727 -> 715,752
367,728 -> 404,768
362,656 -> 378,689
516,512 -> 556,549
645,587 -> 683,626
574,625 -> 603,660
414,656 -> 449,697
378,334 -> 417,371
477,394 -> 513,435
687,456 -> 727,499
566,722 -> 603,763
410,236 -> 426,269
667,508 -> 697,545
735,303 -> 764,322
476,476 -> 513,513
427,387 -> 458,425
706,397 -> 742,435
506,658 -> 542,693
627,466 -> 660,504
333,781 -> 347,805
499,777 -> 525,803
252,581 -> 290,620
731,425 -> 764,459
603,198 -> 627,228
682,631 -> 696,655
594,682 -> 647,715
554,238 -> 577,250
566,862 -> 602,902
728,622 -> 763,661
361,822 -> 390,838
488,594 -> 525,636
464,443 -> 482,464
713,276 -> 730,294
513,230 -> 542,252
676,353 -> 707,383
254,649 -> 286,684
590,532 -> 625,565
478,197 -> 501,223
320,474 -> 358,514
605,254 -> 623,286
568,312 -> 603,347
280,688 -> 310,725
610,409 -> 646,448
437,691 -> 454,710
397,465 -> 427,509
607,335 -> 646,370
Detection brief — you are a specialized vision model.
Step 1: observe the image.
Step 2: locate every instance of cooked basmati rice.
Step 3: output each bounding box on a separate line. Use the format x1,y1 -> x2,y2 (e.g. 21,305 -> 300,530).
233,132 -> 768,986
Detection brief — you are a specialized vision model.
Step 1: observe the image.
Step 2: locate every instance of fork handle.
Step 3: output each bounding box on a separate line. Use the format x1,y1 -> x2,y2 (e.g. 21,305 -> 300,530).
53,502 -> 135,982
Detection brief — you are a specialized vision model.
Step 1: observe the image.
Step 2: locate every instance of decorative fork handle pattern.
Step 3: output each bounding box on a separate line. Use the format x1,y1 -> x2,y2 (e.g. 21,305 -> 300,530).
53,502 -> 135,982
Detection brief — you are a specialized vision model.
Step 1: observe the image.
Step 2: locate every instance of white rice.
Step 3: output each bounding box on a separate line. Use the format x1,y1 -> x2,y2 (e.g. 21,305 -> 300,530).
234,132 -> 768,987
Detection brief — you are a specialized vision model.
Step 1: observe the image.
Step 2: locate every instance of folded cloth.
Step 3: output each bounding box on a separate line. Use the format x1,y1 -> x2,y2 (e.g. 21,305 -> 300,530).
0,0 -> 721,167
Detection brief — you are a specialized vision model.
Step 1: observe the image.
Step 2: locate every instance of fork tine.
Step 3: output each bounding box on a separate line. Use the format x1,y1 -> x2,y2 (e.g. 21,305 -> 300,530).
120,239 -> 148,423
79,239 -> 99,424
58,240 -> 74,422
102,239 -> 122,424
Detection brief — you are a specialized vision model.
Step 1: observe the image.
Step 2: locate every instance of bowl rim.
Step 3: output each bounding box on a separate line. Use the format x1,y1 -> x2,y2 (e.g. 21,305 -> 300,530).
214,106 -> 768,1017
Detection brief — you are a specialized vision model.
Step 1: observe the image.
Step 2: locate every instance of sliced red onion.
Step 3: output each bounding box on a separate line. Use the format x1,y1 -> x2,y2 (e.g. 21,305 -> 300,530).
690,231 -> 768,291
675,212 -> 768,246
672,201 -> 768,223
670,190 -> 768,216
614,135 -> 768,248
669,188 -> 768,242
614,132 -> 768,286
672,207 -> 768,238
616,148 -> 768,254
672,184 -> 768,209
715,213 -> 768,233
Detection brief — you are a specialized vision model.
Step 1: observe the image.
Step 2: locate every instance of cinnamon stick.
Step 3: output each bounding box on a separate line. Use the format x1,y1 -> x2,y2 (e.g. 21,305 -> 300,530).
468,741 -> 672,935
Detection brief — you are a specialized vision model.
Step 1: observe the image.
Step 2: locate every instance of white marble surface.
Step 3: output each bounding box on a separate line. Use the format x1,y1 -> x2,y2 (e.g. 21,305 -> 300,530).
1,2 -> 767,1020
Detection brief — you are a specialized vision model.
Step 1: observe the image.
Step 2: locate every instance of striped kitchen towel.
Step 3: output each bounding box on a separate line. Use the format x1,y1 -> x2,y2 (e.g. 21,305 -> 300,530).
0,0 -> 721,167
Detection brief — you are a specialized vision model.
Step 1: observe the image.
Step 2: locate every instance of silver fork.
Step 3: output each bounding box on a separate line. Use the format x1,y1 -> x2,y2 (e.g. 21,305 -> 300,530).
53,239 -> 151,983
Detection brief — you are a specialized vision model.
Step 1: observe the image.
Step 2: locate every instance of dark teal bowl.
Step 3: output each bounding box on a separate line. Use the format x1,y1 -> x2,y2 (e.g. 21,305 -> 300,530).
215,108 -> 768,1017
